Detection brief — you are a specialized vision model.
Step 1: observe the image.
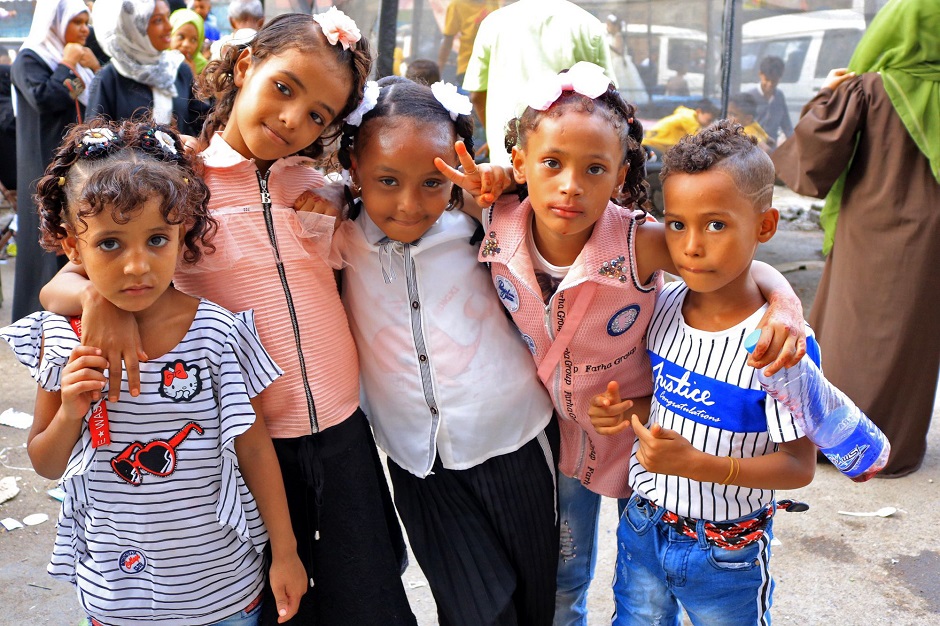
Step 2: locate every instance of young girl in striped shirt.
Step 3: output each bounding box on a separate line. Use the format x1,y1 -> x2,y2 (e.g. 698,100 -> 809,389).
38,12 -> 416,625
2,119 -> 306,625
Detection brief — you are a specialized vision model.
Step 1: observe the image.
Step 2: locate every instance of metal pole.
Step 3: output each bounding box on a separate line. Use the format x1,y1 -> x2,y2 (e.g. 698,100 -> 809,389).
376,0 -> 399,78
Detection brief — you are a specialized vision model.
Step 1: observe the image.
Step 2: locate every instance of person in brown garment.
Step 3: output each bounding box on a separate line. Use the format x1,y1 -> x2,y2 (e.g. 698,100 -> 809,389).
771,0 -> 940,477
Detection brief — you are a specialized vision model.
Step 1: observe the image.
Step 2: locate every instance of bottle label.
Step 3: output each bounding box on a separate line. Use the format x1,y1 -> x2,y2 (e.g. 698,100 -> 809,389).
821,419 -> 887,478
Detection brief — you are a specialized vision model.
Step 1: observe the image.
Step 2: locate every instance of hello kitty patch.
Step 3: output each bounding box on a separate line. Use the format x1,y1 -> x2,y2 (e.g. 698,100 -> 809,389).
159,360 -> 202,402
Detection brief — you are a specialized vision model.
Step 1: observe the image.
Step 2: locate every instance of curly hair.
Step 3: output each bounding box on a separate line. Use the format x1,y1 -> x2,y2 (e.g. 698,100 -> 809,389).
197,12 -> 373,160
660,119 -> 775,210
504,86 -> 649,211
36,117 -> 216,264
337,76 -> 474,212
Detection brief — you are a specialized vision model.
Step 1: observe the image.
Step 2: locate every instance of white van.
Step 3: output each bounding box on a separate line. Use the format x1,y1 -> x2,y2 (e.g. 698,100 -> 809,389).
623,24 -> 708,96
740,10 -> 866,122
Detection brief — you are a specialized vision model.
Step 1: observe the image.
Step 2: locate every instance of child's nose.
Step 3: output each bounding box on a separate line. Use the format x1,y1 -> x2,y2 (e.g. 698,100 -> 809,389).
124,249 -> 150,275
684,232 -> 704,256
559,170 -> 583,196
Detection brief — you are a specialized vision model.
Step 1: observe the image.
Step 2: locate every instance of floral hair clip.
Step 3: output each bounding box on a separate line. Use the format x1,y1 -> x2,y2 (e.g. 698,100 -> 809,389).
526,62 -> 611,111
345,80 -> 380,127
78,127 -> 121,159
140,126 -> 183,163
430,81 -> 473,121
313,7 -> 361,51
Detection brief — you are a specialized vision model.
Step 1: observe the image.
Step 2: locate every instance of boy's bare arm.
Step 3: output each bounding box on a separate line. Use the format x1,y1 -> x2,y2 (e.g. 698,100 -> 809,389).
236,398 -> 307,623
40,262 -> 145,401
631,414 -> 816,490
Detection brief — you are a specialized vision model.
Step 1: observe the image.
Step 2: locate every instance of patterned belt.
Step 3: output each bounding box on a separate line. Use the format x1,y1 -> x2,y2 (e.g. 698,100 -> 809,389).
643,497 -> 775,551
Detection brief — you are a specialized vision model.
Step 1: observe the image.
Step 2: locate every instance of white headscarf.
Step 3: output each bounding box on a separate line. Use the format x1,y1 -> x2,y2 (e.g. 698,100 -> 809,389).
92,0 -> 184,124
20,0 -> 96,106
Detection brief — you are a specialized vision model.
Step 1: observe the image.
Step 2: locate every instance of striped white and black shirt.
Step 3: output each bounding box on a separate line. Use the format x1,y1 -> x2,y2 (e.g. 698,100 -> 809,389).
632,281 -> 817,522
1,300 -> 282,625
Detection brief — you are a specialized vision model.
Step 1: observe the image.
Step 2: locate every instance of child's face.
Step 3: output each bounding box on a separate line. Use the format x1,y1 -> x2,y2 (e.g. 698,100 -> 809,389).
727,103 -> 754,126
61,196 -> 185,314
511,110 -> 627,264
695,110 -> 715,126
188,0 -> 211,19
662,169 -> 777,296
224,46 -> 350,168
351,118 -> 456,244
171,22 -> 200,61
147,1 -> 172,52
758,72 -> 778,98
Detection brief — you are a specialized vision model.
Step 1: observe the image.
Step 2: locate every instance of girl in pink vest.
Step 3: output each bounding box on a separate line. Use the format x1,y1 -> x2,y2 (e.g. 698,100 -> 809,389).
441,62 -> 806,624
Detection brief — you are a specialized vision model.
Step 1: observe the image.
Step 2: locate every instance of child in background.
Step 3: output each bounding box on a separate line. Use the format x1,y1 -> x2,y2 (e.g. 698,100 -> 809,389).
336,75 -> 558,626
170,8 -> 208,75
643,98 -> 719,154
404,58 -> 441,85
1,119 -> 306,625
594,120 -> 816,625
727,92 -> 773,152
441,62 -> 806,625
39,12 -> 416,626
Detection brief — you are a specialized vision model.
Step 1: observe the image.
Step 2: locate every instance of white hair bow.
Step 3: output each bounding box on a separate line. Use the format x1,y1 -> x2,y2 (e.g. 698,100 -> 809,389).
526,62 -> 612,111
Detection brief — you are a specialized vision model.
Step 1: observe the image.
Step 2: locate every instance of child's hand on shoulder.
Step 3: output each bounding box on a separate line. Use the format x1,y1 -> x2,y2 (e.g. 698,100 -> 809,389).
589,381 -> 639,436
435,140 -> 514,208
748,301 -> 807,376
60,345 -> 108,421
631,413 -> 695,476
294,182 -> 346,221
268,550 -> 308,623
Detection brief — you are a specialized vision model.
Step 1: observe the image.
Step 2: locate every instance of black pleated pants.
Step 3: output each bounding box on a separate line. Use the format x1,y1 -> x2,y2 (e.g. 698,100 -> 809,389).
387,420 -> 559,626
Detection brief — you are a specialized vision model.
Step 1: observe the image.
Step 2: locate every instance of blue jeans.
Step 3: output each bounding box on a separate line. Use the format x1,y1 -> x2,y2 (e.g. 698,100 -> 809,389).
612,495 -> 775,626
212,597 -> 262,626
553,473 -> 628,626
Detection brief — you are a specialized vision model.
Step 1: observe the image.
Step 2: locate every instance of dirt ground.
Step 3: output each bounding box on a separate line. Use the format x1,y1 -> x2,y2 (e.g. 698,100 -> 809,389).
1,191 -> 938,625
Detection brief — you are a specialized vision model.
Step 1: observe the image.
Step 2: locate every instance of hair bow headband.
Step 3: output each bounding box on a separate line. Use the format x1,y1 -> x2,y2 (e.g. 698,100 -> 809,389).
345,80 -> 380,127
527,62 -> 612,111
430,81 -> 473,121
313,7 -> 361,51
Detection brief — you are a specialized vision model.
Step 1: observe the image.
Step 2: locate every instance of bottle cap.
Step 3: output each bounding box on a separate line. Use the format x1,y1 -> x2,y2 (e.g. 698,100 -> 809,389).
743,329 -> 762,354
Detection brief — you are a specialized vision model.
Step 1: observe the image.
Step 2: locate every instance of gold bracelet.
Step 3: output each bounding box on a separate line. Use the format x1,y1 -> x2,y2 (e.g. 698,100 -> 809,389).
729,457 -> 741,485
719,456 -> 735,485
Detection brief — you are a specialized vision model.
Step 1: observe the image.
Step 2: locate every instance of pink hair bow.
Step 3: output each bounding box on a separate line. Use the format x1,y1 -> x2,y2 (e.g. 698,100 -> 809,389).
527,62 -> 612,111
313,7 -> 361,51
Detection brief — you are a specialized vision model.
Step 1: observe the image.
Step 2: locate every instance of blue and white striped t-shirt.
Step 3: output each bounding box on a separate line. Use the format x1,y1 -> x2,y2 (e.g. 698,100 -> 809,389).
632,281 -> 818,522
1,300 -> 282,626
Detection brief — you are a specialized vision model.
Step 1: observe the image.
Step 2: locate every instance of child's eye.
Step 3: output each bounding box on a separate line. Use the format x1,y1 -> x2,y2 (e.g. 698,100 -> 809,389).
275,82 -> 291,97
543,159 -> 560,169
588,165 -> 606,175
706,221 -> 725,232
98,239 -> 120,252
666,221 -> 684,232
378,177 -> 398,187
149,235 -> 170,247
310,111 -> 324,125
423,179 -> 443,189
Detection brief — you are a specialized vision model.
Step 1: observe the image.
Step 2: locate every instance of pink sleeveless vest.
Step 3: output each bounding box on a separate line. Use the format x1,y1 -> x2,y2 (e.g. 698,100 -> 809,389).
481,197 -> 661,498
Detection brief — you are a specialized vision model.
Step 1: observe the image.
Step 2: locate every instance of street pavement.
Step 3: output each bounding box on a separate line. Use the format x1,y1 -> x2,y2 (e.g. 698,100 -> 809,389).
0,200 -> 938,624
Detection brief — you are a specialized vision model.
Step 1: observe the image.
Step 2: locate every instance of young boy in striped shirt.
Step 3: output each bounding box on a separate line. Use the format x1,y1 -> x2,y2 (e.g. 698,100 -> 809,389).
591,119 -> 817,625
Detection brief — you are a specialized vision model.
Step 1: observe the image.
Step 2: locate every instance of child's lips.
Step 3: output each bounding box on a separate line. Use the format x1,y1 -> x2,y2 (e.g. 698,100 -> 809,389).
550,205 -> 581,218
262,124 -> 288,146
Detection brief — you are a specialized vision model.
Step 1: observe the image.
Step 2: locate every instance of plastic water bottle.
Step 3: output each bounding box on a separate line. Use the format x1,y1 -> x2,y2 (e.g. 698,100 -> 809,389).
743,330 -> 890,482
